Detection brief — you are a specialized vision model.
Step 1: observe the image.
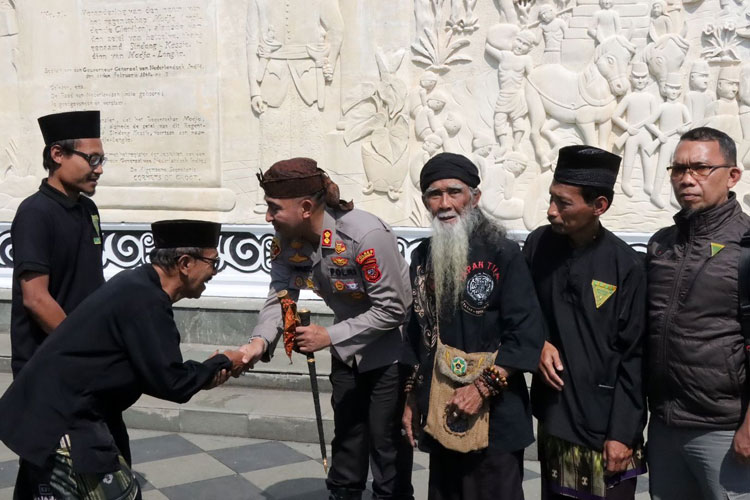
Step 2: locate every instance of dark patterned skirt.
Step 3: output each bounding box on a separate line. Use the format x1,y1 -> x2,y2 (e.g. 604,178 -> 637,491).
538,426 -> 646,500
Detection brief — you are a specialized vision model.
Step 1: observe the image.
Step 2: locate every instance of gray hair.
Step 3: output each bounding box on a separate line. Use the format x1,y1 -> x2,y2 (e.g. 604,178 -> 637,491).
149,247 -> 203,270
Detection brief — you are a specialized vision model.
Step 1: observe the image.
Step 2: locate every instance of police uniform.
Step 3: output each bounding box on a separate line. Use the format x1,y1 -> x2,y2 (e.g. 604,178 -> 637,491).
253,206 -> 414,499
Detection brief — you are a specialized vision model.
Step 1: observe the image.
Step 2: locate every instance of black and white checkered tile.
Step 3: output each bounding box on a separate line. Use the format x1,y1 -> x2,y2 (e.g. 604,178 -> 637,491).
0,431 -> 650,500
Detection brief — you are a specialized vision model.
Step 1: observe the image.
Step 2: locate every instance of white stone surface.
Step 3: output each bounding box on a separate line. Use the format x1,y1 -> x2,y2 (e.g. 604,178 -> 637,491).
0,0 -> 748,232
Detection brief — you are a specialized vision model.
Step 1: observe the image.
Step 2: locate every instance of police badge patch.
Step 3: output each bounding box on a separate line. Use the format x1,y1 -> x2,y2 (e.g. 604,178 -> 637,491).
270,237 -> 281,261
462,271 -> 495,316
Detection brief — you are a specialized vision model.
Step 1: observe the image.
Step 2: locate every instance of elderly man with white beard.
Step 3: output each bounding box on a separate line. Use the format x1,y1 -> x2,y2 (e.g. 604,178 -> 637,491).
401,152 -> 545,500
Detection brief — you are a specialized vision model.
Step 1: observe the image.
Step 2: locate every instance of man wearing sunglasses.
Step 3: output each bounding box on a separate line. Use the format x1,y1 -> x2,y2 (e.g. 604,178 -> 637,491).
646,127 -> 750,499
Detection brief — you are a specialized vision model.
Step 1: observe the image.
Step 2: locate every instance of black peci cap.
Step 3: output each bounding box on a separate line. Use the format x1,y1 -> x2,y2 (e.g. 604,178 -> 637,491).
554,145 -> 621,190
151,220 -> 221,249
37,110 -> 101,145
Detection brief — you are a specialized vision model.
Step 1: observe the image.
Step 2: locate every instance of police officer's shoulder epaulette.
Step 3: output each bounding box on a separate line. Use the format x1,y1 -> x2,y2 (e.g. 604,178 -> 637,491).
335,209 -> 390,242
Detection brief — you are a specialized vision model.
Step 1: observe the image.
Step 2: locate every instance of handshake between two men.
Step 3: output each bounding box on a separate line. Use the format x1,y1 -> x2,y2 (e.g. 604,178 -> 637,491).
204,317 -> 333,389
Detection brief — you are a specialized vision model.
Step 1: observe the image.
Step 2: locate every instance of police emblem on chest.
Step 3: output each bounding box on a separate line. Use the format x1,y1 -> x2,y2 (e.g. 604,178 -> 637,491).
462,271 -> 495,315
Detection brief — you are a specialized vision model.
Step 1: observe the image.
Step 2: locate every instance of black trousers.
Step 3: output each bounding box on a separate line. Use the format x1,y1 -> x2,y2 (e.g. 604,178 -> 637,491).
427,445 -> 525,500
541,477 -> 637,500
326,358 -> 414,500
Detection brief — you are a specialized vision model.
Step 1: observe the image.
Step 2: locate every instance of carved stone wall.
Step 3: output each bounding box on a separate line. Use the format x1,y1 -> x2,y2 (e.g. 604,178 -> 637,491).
1,0 -> 749,234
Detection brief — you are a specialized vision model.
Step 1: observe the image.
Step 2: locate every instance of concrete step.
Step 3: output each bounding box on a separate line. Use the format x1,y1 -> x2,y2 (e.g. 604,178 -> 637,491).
0,371 -> 335,444
0,331 -> 335,444
0,330 -> 333,392
181,342 -> 333,392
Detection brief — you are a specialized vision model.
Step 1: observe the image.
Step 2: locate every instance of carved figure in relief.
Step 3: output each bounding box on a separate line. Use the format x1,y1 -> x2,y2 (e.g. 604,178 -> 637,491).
739,65 -> 750,143
471,134 -> 497,180
648,0 -> 674,43
410,133 -> 443,189
526,35 -> 635,166
432,112 -> 468,153
538,5 -> 568,64
611,62 -> 660,197
642,30 -> 689,95
408,133 -> 443,225
646,73 -> 692,208
415,89 -> 448,140
705,65 -> 743,141
486,30 -> 537,152
587,0 -> 621,45
685,60 -> 714,128
478,147 -> 527,220
409,71 -> 439,141
246,0 -> 344,114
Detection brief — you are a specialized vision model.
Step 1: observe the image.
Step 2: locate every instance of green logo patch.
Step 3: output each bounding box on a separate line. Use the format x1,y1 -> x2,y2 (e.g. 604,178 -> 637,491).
91,215 -> 101,245
592,280 -> 616,309
710,242 -> 725,257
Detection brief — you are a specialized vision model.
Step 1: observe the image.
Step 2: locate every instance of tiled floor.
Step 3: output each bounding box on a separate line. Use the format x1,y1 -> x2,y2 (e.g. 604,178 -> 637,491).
0,430 -> 650,499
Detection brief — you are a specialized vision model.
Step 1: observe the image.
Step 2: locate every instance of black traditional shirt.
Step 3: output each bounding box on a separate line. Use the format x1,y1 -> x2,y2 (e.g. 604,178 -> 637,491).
0,265 -> 231,474
10,180 -> 104,376
524,225 -> 647,451
407,224 -> 545,453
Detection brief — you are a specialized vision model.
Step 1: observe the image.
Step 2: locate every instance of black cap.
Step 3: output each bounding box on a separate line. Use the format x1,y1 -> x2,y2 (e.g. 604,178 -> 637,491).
420,153 -> 480,193
38,111 -> 101,145
554,145 -> 621,190
151,220 -> 221,249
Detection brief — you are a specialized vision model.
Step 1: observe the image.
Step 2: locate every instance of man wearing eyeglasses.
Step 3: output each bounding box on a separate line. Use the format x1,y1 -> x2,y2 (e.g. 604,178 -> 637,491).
8,111 -> 121,492
0,220 -> 245,500
646,127 -> 750,499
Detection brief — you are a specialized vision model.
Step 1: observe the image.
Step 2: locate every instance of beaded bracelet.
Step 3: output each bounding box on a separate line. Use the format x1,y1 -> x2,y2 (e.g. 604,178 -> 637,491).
481,365 -> 509,396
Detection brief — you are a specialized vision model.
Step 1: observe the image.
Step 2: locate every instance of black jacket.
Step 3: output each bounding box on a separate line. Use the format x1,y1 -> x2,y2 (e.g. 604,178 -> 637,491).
525,225 -> 647,450
406,223 -> 545,453
0,265 -> 231,473
647,194 -> 750,429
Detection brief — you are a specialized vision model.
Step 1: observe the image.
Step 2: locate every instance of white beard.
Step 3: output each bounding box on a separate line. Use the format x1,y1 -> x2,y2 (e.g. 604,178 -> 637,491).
429,207 -> 480,319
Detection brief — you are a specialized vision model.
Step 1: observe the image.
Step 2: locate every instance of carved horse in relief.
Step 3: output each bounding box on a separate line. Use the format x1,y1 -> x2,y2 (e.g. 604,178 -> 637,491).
641,33 -> 689,92
526,35 -> 636,166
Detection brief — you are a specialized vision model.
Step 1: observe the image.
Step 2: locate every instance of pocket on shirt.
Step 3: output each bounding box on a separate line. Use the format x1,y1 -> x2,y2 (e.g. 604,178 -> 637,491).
584,384 -> 615,434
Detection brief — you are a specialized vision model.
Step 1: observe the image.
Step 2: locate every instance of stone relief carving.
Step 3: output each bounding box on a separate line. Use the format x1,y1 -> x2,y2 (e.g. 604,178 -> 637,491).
527,35 -> 635,165
338,48 -> 410,201
246,0 -> 344,113
611,62 -> 659,198
412,0 -> 473,72
3,0 -> 750,235
646,72 -> 692,208
588,0 -> 622,45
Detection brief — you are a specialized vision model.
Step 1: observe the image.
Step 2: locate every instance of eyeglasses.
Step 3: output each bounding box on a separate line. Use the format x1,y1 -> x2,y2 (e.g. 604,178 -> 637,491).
67,149 -> 107,168
192,255 -> 221,271
666,164 -> 735,179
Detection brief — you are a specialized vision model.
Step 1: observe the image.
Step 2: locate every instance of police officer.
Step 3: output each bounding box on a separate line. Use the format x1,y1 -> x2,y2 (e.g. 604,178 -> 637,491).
239,158 -> 414,500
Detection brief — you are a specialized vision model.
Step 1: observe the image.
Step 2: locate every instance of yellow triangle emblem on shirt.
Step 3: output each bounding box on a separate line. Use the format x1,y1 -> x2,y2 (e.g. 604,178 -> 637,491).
710,242 -> 725,257
592,280 -> 617,309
